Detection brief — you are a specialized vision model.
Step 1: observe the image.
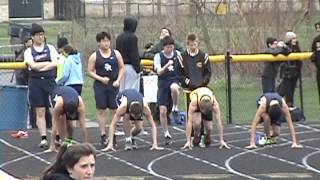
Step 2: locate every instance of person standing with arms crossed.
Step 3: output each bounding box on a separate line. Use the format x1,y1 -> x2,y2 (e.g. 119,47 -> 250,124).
24,23 -> 58,148
87,32 -> 125,148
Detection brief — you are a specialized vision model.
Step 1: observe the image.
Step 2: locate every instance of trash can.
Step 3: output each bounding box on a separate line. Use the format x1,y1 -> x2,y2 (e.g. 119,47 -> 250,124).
0,85 -> 28,130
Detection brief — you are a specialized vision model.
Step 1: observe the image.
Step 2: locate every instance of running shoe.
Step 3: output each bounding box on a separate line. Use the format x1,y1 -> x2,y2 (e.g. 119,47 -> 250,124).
124,140 -> 133,151
39,139 -> 48,148
265,137 -> 277,145
199,135 -> 206,148
132,138 -> 138,149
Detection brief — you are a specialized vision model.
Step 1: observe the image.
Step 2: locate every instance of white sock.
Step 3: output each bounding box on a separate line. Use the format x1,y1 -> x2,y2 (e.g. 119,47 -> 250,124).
125,136 -> 132,142
172,105 -> 178,112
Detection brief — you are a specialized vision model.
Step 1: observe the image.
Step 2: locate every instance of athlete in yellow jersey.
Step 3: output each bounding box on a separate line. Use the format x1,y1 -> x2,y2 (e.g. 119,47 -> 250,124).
182,87 -> 230,149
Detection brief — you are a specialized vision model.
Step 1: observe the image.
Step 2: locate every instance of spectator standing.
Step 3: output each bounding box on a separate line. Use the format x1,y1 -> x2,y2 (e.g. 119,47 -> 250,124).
116,16 -> 140,91
57,44 -> 84,95
24,23 -> 58,148
278,32 -> 302,107
144,27 -> 184,59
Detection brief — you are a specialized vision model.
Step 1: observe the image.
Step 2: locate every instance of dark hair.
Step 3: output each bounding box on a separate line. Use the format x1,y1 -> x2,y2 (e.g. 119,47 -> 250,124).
268,104 -> 282,121
315,21 -> 320,29
57,37 -> 69,49
63,100 -> 79,117
266,37 -> 277,47
144,42 -> 154,49
129,101 -> 143,118
40,143 -> 96,179
161,27 -> 172,36
63,45 -> 78,55
199,96 -> 212,115
162,36 -> 175,47
187,33 -> 197,41
96,31 -> 111,42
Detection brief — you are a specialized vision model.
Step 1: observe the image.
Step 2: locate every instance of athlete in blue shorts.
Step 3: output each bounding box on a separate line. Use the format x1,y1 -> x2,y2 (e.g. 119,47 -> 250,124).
246,92 -> 303,149
102,89 -> 163,151
24,23 -> 59,148
154,36 -> 180,144
87,32 -> 125,148
46,86 -> 88,152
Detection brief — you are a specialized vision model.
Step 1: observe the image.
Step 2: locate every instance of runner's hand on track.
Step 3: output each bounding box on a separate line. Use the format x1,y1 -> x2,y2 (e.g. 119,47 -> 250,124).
181,141 -> 192,150
101,145 -> 116,152
219,141 -> 231,149
43,147 -> 57,153
150,144 -> 164,151
291,143 -> 303,149
245,143 -> 257,149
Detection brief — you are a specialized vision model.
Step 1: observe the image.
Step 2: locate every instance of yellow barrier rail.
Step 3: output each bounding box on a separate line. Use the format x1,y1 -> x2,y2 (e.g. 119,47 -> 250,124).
0,52 -> 312,69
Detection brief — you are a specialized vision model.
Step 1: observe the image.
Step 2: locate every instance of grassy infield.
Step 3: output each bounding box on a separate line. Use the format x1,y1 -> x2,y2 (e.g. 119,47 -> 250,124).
0,22 -> 319,125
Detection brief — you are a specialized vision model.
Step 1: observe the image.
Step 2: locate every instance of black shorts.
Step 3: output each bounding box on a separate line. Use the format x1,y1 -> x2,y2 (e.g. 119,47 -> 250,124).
157,79 -> 179,107
28,78 -> 56,107
67,84 -> 82,95
94,81 -> 118,110
195,109 -> 213,121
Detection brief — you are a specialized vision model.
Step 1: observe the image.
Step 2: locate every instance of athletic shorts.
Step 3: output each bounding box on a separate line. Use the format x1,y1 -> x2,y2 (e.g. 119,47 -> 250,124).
28,78 -> 56,107
67,84 -> 82,95
93,81 -> 118,110
157,79 -> 179,106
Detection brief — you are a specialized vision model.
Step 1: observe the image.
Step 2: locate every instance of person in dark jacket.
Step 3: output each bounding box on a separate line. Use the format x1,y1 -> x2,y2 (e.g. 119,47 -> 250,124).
278,32 -> 302,107
116,16 -> 141,91
261,37 -> 290,93
41,143 -> 96,180
311,22 -> 320,103
176,33 -> 212,147
144,27 -> 184,59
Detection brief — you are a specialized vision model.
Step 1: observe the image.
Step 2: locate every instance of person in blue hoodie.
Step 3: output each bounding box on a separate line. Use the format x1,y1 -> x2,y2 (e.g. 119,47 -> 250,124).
57,44 -> 84,95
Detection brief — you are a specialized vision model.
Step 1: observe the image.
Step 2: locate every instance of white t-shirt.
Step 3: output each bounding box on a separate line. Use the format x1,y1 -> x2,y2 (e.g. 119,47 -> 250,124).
24,43 -> 58,66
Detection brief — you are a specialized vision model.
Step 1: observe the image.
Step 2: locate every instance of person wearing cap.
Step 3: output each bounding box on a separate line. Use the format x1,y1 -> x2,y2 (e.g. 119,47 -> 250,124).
46,86 -> 88,152
102,89 -> 163,151
182,87 -> 229,150
245,92 -> 303,149
277,31 -> 302,107
24,23 -> 59,148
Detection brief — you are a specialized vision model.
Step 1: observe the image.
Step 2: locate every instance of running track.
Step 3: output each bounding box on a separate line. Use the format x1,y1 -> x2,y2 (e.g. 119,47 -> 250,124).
1,122 -> 320,179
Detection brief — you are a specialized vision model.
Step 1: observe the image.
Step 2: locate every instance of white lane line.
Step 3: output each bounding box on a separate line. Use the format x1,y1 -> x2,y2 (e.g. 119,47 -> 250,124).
296,124 -> 320,132
135,134 -> 258,179
0,151 -> 47,168
0,139 -> 51,167
302,151 -> 320,174
147,151 -> 177,180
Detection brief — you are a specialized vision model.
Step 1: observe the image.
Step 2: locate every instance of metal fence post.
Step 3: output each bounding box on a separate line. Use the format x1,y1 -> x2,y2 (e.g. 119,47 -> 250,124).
225,50 -> 232,124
